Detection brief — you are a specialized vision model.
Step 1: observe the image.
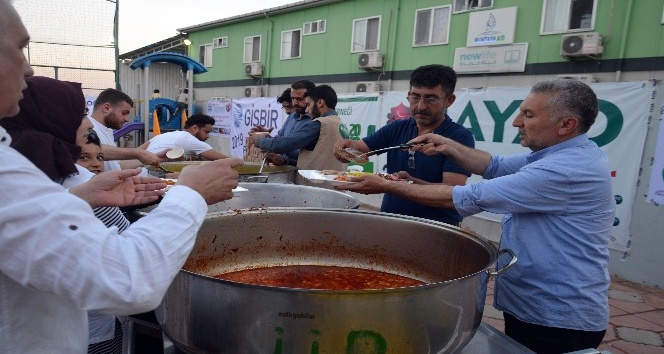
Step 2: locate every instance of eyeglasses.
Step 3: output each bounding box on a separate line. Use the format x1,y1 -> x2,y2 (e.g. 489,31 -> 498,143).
408,149 -> 415,169
407,95 -> 445,106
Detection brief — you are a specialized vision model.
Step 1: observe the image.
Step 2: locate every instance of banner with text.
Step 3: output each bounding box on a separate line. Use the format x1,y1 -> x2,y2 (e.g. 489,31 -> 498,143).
206,99 -> 233,137
229,97 -> 283,158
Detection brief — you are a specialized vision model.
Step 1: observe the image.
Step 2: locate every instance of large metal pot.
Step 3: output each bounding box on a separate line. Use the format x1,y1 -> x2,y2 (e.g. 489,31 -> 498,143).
139,183 -> 359,215
150,161 -> 297,183
155,209 -> 515,354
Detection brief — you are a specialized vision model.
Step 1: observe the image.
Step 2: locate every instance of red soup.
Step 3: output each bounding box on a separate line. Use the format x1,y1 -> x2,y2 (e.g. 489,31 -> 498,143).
214,265 -> 425,290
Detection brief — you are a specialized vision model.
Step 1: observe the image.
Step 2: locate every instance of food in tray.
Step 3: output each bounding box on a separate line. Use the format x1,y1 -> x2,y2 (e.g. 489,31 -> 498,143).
319,170 -> 405,182
162,179 -> 176,185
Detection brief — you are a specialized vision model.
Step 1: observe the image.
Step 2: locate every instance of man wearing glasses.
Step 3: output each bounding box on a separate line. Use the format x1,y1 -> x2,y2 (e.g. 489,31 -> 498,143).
334,64 -> 474,226
250,81 -> 315,166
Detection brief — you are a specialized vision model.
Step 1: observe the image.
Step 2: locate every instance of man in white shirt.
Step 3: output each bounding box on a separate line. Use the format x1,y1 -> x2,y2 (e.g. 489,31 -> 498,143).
142,113 -> 228,160
176,88 -> 189,114
89,88 -> 164,171
0,2 -> 243,352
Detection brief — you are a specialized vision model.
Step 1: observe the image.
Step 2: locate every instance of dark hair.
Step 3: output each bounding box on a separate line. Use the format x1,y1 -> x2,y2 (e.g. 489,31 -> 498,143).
184,113 -> 215,129
409,64 -> 457,96
183,88 -> 189,93
153,89 -> 160,93
85,128 -> 101,146
93,88 -> 134,111
277,88 -> 292,104
291,80 -> 316,93
305,84 -> 337,109
531,79 -> 599,133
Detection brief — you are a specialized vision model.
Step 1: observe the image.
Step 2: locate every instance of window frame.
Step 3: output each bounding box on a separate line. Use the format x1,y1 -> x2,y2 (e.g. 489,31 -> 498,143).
540,0 -> 597,35
280,29 -> 302,60
303,19 -> 326,35
243,35 -> 262,64
212,36 -> 228,49
412,5 -> 452,47
351,15 -> 382,53
453,0 -> 494,14
198,43 -> 212,67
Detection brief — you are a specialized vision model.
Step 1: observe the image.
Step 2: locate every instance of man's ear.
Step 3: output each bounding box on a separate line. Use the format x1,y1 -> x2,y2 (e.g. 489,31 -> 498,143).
558,117 -> 580,135
102,102 -> 112,114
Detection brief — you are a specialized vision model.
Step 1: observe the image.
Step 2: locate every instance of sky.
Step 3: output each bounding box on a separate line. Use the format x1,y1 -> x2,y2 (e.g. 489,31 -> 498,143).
119,0 -> 299,53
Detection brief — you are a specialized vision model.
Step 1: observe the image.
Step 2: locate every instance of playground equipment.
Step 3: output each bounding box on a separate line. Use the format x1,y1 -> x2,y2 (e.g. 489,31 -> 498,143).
129,52 -> 207,139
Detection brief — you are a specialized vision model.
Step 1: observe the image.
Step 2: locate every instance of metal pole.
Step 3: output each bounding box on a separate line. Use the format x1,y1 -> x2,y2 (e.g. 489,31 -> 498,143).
114,0 -> 120,90
143,66 -> 150,141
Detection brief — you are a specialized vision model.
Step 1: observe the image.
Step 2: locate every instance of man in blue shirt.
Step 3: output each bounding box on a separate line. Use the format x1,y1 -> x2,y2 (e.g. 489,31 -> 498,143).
250,80 -> 315,166
334,64 -> 474,225
251,84 -> 347,172
340,79 -> 614,354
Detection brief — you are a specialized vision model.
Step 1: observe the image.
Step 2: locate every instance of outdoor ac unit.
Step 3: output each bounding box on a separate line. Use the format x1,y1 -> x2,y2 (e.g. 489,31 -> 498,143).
244,63 -> 263,77
244,86 -> 263,97
557,74 -> 597,84
355,82 -> 381,93
560,32 -> 603,57
357,52 -> 383,69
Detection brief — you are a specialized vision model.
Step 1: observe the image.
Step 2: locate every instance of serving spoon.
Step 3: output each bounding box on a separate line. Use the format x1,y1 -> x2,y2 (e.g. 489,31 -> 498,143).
340,143 -> 422,163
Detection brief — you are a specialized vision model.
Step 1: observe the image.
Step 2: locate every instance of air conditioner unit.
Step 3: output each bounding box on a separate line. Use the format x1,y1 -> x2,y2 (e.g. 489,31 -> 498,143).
560,32 -> 603,57
244,63 -> 263,77
355,82 -> 381,93
244,86 -> 263,97
557,74 -> 597,84
357,52 -> 383,69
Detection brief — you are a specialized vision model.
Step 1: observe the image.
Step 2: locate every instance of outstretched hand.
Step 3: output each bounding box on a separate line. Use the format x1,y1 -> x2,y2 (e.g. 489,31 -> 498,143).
70,168 -> 166,208
408,133 -> 450,156
177,158 -> 243,205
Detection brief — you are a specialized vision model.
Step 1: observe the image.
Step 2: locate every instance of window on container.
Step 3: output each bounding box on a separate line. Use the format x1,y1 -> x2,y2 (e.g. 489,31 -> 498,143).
199,44 -> 212,67
281,29 -> 301,59
351,16 -> 381,53
213,36 -> 228,49
243,36 -> 261,63
303,19 -> 326,35
541,0 -> 596,34
453,0 -> 493,13
414,5 -> 451,46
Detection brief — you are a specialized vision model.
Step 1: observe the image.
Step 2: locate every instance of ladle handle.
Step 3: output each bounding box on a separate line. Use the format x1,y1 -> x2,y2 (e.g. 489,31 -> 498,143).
488,249 -> 517,276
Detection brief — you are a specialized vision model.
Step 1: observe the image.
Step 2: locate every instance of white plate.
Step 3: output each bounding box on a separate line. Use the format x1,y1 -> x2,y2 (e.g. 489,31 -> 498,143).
297,170 -> 361,186
162,180 -> 248,193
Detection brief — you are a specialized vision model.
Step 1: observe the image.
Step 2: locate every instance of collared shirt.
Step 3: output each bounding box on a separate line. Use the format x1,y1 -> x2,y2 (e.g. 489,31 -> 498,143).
0,126 -> 207,353
452,134 -> 614,331
146,130 -> 212,158
257,111 -> 336,155
363,116 -> 474,225
88,117 -> 121,171
276,112 -> 313,166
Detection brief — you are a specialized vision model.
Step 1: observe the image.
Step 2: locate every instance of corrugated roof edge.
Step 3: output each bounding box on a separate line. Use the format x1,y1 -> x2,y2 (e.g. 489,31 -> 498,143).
177,0 -> 344,33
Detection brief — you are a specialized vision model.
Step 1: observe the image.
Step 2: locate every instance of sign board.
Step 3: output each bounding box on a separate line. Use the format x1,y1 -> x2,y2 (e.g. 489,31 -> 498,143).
453,43 -> 528,74
467,6 -> 518,47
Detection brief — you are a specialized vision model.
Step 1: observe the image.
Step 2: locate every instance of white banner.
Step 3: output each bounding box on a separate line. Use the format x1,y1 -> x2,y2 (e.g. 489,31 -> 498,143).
206,99 -> 233,137
229,97 -> 283,158
647,112 -> 664,205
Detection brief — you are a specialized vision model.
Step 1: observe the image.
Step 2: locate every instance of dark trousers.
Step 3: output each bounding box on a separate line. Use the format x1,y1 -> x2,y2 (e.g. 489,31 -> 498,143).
504,312 -> 606,354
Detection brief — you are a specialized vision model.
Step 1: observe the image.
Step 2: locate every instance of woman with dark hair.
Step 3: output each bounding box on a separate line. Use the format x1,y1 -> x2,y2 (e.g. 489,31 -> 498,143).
0,76 -> 127,354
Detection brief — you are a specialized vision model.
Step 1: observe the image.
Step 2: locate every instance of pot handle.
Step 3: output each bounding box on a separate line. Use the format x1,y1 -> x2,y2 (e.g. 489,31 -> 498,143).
245,175 -> 269,183
488,249 -> 517,276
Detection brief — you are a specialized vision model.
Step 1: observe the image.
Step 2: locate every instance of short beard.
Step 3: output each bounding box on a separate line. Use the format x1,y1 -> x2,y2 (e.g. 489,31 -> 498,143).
103,113 -> 122,130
